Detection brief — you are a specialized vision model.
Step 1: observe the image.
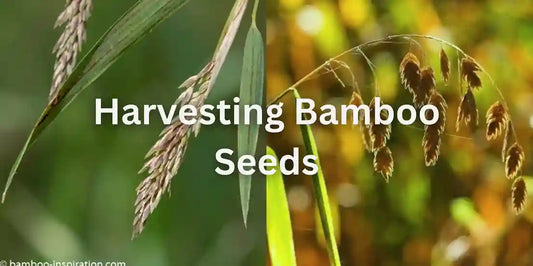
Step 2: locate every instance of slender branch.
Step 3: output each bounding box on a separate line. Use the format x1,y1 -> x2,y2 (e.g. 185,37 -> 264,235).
268,34 -> 507,108
405,36 -> 426,63
326,61 -> 346,88
331,59 -> 359,95
267,33 -> 520,146
357,47 -> 380,97
267,87 -> 296,105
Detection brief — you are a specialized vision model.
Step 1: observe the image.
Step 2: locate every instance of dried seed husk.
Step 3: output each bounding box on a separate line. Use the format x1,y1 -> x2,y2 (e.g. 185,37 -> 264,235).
400,52 -> 421,94
461,57 -> 482,89
348,92 -> 372,151
414,67 -> 436,107
502,121 -> 515,162
512,177 -> 527,213
456,89 -> 478,132
369,99 -> 391,151
373,146 -> 394,182
423,92 -> 447,166
360,124 -> 372,152
505,143 -> 525,179
440,48 -> 450,83
486,101 -> 508,141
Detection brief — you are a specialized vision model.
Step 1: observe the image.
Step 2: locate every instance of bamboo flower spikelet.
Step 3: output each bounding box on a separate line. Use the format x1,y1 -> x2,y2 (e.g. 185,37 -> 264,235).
312,35 -> 529,213
133,62 -> 214,238
132,0 -> 249,237
50,0 -> 93,102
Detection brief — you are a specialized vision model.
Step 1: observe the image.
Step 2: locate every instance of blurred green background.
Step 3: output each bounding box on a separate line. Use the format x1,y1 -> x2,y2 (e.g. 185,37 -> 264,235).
267,0 -> 533,265
0,1 -> 265,265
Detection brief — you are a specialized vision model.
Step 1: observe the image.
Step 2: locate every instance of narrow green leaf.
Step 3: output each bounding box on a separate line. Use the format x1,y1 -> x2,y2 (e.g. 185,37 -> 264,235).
315,193 -> 340,248
266,146 -> 296,266
292,89 -> 341,265
2,0 -> 191,203
237,13 -> 264,225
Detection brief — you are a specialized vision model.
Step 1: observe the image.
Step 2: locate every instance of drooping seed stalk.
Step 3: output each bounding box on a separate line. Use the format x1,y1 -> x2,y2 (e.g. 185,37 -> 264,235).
266,34 -> 529,258
269,34 -> 507,107
133,0 -> 250,238
50,0 -> 93,102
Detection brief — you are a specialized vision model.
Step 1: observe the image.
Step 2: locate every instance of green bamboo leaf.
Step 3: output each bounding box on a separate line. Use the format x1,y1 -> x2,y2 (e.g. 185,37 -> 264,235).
292,88 -> 341,265
315,193 -> 340,248
266,146 -> 296,266
238,0 -> 264,226
2,0 -> 191,203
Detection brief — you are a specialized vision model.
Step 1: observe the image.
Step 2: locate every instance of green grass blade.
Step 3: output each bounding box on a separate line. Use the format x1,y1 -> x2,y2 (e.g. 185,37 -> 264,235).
292,89 -> 341,265
237,8 -> 264,225
2,0 -> 191,203
315,194 -> 340,248
266,146 -> 297,266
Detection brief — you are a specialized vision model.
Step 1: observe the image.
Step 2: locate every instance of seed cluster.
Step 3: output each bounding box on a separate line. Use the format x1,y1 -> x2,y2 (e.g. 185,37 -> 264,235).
50,0 -> 93,102
351,49 -> 527,212
133,63 -> 214,238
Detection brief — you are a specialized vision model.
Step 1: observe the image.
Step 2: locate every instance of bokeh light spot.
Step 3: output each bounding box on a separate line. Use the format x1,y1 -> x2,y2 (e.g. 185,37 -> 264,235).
288,185 -> 311,212
336,183 -> 360,208
296,5 -> 324,36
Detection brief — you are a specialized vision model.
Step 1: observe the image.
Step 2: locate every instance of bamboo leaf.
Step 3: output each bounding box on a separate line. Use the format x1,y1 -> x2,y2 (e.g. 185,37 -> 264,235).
292,88 -> 341,266
315,193 -> 340,248
2,0 -> 192,203
238,0 -> 264,225
266,146 -> 297,266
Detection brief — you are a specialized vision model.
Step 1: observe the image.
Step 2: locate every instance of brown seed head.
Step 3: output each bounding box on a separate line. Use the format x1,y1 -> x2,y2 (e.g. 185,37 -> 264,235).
440,48 -> 450,83
456,89 -> 478,132
360,125 -> 373,152
414,67 -> 436,107
502,121 -> 515,162
505,143 -> 525,179
486,101 -> 508,141
373,146 -> 394,182
512,177 -> 527,213
400,52 -> 421,94
461,57 -> 482,89
369,99 -> 391,151
423,92 -> 447,166
348,92 -> 372,151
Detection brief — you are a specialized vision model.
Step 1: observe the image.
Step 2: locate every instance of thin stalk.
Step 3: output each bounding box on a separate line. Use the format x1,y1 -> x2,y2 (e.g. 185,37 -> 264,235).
267,87 -> 296,106
268,34 -> 517,142
213,0 -> 248,52
357,47 -> 380,97
269,34 -> 507,107
208,0 -> 248,99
